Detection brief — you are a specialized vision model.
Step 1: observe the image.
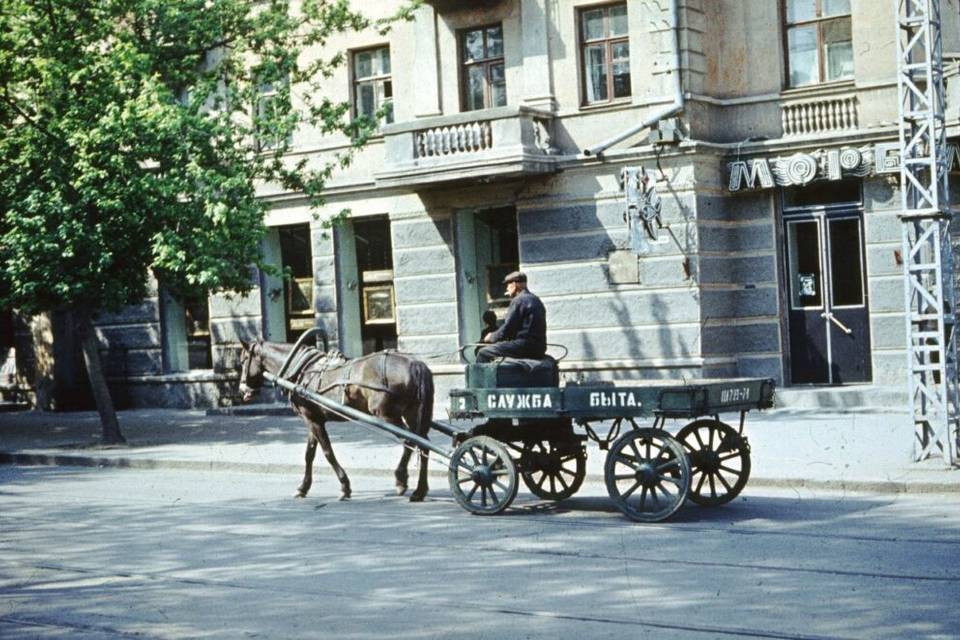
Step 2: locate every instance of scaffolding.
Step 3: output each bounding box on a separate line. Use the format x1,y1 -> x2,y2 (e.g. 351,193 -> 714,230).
895,0 -> 959,463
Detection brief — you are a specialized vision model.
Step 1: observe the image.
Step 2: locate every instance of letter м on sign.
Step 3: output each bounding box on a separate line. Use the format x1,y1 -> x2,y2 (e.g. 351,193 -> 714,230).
728,159 -> 774,192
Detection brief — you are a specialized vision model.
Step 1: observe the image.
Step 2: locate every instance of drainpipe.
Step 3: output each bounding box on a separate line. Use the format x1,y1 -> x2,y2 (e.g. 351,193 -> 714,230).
583,0 -> 683,157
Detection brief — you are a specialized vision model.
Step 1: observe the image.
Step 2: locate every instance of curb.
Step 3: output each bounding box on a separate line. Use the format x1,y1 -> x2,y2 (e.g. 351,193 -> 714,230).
0,452 -> 297,475
205,405 -> 295,417
3,451 -> 959,495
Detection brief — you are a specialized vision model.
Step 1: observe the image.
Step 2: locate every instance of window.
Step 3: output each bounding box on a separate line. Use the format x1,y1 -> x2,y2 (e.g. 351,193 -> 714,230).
453,207 -> 519,348
160,289 -> 211,372
460,24 -> 506,111
478,208 -> 519,310
353,46 -> 393,125
782,179 -> 861,210
278,224 -> 314,343
353,218 -> 396,354
255,77 -> 289,152
184,296 -> 212,370
579,3 -> 630,105
784,0 -> 853,88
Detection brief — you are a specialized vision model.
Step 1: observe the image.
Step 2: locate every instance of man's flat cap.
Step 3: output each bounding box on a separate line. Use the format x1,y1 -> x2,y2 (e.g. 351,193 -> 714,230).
502,270 -> 527,284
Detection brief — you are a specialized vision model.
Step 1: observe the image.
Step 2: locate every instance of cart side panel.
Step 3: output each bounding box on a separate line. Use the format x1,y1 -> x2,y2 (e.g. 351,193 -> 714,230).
657,378 -> 776,417
562,386 -> 659,419
448,378 -> 776,421
449,387 -> 564,419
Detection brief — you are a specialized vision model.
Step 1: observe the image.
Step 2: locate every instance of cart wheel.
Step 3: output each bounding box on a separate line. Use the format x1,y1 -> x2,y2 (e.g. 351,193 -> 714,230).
449,436 -> 519,515
520,440 -> 586,501
676,419 -> 751,507
604,429 -> 690,523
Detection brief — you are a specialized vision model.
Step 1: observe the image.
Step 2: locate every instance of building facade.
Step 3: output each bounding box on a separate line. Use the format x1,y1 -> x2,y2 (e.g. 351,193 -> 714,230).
20,0 -> 960,410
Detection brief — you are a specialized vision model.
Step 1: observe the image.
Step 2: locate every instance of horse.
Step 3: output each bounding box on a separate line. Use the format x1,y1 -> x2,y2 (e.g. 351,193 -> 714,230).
237,340 -> 435,502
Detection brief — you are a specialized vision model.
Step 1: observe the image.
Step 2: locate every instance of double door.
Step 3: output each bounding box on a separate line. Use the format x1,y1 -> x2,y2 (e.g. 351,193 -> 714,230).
784,210 -> 871,384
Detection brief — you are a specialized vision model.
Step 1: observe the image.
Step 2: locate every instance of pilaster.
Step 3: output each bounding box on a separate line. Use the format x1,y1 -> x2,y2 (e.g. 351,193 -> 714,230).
413,5 -> 442,117
520,0 -> 557,112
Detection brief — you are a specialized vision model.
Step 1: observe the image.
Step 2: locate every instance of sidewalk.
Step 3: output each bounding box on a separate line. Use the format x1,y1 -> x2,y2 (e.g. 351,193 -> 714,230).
0,405 -> 958,494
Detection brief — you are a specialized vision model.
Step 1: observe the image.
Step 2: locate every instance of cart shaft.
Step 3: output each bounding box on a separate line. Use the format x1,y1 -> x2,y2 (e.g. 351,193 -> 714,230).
265,372 -> 452,461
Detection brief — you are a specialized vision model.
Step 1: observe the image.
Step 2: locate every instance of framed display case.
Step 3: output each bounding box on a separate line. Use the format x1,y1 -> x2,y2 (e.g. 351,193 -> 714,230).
362,285 -> 396,325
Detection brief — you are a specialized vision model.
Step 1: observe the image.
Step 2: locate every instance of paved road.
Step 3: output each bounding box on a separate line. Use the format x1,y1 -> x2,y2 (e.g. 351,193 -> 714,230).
1,465 -> 958,639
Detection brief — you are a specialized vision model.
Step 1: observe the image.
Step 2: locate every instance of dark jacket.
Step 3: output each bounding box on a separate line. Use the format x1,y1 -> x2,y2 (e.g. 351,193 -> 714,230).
490,289 -> 547,356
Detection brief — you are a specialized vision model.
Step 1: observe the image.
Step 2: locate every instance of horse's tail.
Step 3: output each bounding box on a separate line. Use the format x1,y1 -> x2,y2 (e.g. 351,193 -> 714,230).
409,358 -> 435,434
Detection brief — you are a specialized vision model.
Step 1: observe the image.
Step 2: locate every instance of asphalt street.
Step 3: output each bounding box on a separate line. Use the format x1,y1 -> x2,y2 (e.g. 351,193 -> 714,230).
1,465 -> 958,639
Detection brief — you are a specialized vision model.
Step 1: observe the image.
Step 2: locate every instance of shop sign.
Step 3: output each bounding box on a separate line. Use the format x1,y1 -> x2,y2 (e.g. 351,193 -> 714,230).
727,143 -> 960,192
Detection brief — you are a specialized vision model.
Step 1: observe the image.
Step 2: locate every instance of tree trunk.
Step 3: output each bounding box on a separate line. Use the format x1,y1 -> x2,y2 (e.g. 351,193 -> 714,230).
75,309 -> 125,445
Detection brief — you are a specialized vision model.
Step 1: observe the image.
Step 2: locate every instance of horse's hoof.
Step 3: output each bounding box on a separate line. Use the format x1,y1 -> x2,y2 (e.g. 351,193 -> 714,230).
409,493 -> 426,502
294,492 -> 307,499
339,491 -> 351,501
395,485 -> 408,497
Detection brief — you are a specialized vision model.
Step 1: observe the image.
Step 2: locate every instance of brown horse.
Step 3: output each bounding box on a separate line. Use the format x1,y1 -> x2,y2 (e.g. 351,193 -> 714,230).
237,340 -> 435,502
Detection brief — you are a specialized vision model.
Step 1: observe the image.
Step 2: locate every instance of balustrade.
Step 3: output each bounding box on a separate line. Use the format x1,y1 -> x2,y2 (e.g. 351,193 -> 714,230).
415,121 -> 493,158
782,96 -> 859,137
376,105 -> 557,188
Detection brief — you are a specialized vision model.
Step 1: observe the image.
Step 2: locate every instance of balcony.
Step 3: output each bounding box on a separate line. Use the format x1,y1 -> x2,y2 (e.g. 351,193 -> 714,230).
374,106 -> 559,189
781,93 -> 859,138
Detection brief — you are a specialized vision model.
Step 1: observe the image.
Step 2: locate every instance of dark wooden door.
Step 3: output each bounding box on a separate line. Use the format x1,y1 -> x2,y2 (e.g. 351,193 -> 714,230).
824,215 -> 871,383
785,212 -> 871,384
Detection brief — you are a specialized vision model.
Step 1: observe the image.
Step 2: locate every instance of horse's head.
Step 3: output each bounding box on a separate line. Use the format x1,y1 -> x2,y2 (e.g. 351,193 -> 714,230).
238,339 -> 264,403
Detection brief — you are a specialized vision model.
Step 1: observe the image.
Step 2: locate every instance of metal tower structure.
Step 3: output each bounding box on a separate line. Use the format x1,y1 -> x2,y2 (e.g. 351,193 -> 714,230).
895,0 -> 959,463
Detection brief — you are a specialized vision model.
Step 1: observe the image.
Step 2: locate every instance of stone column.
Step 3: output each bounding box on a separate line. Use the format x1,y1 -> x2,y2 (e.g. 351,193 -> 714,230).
520,0 -> 556,112
413,5 -> 442,118
159,288 -> 188,373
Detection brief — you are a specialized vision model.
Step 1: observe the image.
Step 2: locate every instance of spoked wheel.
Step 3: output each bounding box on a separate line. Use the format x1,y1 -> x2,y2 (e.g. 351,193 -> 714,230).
676,419 -> 751,506
604,429 -> 690,523
519,440 -> 587,501
449,436 -> 519,515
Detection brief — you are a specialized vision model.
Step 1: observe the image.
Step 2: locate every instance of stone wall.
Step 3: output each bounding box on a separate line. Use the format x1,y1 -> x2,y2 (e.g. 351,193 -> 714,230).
514,154 -> 708,380
94,274 -> 264,409
696,187 -> 783,382
392,213 -> 460,356
862,175 -> 908,386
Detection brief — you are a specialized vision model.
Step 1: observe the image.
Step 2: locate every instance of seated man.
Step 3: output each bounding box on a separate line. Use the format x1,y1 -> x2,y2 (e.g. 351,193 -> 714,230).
476,271 -> 547,363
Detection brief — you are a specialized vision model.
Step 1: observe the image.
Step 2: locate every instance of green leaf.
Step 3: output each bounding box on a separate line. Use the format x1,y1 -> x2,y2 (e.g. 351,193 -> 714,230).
0,0 -> 414,316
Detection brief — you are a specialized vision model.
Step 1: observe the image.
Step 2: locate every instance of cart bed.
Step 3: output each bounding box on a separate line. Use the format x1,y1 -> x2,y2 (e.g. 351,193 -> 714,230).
448,377 -> 775,420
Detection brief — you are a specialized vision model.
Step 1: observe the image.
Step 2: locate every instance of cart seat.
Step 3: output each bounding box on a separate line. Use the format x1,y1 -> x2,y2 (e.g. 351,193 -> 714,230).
466,356 -> 559,389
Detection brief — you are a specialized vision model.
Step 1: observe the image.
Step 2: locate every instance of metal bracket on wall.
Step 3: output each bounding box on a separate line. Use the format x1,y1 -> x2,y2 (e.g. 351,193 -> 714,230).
620,167 -> 662,255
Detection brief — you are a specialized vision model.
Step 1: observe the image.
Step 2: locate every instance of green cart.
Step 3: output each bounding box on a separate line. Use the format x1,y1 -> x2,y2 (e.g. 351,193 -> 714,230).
437,357 -> 776,522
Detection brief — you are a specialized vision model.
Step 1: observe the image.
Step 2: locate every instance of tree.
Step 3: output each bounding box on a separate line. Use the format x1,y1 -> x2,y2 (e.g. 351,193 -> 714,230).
0,0 -> 413,443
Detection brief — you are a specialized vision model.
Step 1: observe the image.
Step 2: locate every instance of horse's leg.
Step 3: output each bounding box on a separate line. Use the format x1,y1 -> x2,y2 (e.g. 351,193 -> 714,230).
403,405 -> 430,502
369,411 -> 412,496
314,421 -> 352,500
295,429 -> 318,498
394,442 -> 412,497
377,413 -> 410,496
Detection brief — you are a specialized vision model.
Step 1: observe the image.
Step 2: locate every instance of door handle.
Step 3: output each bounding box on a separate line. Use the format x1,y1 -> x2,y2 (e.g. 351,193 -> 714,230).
820,311 -> 853,335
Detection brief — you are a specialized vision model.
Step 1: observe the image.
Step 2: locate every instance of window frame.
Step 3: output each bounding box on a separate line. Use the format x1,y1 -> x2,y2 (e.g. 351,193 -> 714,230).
351,44 -> 394,126
782,0 -> 853,88
183,294 -> 213,371
577,2 -> 631,106
160,288 -> 212,373
254,75 -> 291,153
458,23 -> 507,112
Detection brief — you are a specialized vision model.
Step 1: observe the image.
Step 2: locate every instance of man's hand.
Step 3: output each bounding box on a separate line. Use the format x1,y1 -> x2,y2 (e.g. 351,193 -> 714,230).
483,333 -> 495,344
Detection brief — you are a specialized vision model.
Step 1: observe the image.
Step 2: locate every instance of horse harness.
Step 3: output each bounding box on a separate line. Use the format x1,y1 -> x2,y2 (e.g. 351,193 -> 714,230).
280,347 -> 397,401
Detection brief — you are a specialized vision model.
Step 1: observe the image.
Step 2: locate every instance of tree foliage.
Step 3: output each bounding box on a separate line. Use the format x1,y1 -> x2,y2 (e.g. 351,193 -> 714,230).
0,0 -> 412,313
